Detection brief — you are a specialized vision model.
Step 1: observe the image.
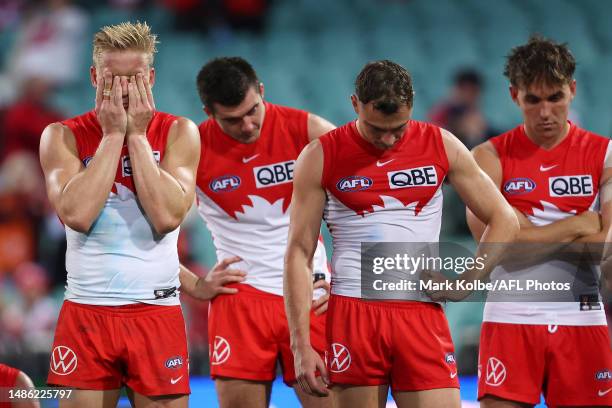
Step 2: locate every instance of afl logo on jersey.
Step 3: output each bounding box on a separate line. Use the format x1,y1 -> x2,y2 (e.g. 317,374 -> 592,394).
210,175 -> 241,193
337,176 -> 373,192
504,178 -> 536,195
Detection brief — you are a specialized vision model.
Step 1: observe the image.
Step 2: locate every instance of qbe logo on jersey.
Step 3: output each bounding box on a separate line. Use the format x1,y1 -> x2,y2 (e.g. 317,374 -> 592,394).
253,160 -> 295,188
387,166 -> 438,189
549,175 -> 593,197
122,151 -> 161,177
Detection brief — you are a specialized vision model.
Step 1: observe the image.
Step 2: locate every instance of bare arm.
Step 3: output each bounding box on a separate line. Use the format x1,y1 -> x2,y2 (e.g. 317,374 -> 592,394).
179,258 -> 246,300
40,73 -> 126,233
284,140 -> 329,396
439,131 -> 519,287
467,142 -> 600,244
13,371 -> 40,408
127,117 -> 200,234
306,113 -> 336,141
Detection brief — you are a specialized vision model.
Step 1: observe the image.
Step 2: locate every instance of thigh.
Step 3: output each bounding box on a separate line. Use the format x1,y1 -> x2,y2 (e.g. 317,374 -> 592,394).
390,303 -> 459,392
331,384 -> 389,408
128,388 -> 189,408
480,395 -> 534,408
326,296 -> 391,387
546,325 -> 612,407
215,378 -> 271,408
478,322 -> 545,405
48,301 -> 122,390
59,389 -> 121,408
392,388 -> 460,408
123,305 -> 190,397
280,308 -> 327,386
293,377 -> 333,408
208,289 -> 278,382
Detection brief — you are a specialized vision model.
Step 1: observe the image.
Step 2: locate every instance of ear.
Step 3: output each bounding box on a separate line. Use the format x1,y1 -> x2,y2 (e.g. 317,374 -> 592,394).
569,79 -> 576,99
259,82 -> 265,99
509,86 -> 519,105
148,67 -> 156,88
204,106 -> 212,117
90,66 -> 97,88
351,94 -> 359,115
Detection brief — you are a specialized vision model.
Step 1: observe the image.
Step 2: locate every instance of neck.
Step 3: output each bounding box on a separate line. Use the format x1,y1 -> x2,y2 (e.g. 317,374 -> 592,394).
524,121 -> 570,150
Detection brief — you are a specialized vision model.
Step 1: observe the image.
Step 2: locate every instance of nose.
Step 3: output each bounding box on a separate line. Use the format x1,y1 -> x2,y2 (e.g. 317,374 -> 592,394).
119,76 -> 129,96
241,117 -> 255,133
539,101 -> 552,119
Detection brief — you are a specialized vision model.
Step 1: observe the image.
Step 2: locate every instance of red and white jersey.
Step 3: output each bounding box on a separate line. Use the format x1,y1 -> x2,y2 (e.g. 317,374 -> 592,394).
320,121 -> 449,298
61,110 -> 180,306
196,102 -> 329,296
485,122 -> 610,325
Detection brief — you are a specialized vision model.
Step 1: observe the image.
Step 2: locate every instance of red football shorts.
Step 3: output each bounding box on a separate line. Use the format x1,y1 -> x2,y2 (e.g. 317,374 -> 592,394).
47,300 -> 190,396
326,294 -> 460,391
208,283 -> 326,385
478,322 -> 612,406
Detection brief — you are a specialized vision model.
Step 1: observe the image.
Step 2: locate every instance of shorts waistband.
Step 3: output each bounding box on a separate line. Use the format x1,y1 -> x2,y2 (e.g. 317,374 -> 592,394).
330,294 -> 443,311
222,283 -> 283,300
64,300 -> 181,316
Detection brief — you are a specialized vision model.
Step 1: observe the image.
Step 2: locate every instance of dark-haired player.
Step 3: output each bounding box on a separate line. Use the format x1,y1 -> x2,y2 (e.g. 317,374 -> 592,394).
468,36 -> 612,407
179,57 -> 335,408
284,59 -> 518,408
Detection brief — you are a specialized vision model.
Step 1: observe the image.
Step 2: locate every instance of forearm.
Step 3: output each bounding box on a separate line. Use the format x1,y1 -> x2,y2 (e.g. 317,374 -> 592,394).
59,133 -> 124,231
464,211 -> 519,281
179,264 -> 199,297
284,248 -> 314,352
127,134 -> 190,233
515,216 -> 582,243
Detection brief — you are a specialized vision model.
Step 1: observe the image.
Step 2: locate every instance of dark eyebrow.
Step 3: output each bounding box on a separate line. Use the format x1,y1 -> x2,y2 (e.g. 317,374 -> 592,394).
217,103 -> 259,121
363,119 -> 409,132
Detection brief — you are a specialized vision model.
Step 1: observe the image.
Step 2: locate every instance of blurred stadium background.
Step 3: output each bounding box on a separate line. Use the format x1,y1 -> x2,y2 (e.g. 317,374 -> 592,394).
0,0 -> 610,406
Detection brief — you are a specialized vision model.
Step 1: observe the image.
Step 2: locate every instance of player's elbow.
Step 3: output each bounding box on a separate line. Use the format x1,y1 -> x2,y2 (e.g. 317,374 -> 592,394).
62,211 -> 94,233
494,206 -> 520,241
151,214 -> 182,235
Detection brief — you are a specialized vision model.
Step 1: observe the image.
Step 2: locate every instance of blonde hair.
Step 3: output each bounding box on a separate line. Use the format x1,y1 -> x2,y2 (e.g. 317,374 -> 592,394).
93,21 -> 158,67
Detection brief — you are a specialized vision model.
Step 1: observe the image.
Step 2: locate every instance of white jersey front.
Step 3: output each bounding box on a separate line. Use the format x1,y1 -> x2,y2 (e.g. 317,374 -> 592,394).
319,121 -> 450,298
485,123 -> 610,325
61,110 -> 181,306
196,103 -> 329,296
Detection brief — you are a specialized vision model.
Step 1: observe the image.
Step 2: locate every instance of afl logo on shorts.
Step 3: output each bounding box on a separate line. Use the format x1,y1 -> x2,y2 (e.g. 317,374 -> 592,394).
50,346 -> 78,376
82,156 -> 93,167
210,175 -> 241,193
165,356 -> 183,369
549,175 -> 593,197
210,336 -> 231,365
596,369 -> 612,381
337,176 -> 373,192
504,178 -> 536,195
328,343 -> 351,373
485,357 -> 507,386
